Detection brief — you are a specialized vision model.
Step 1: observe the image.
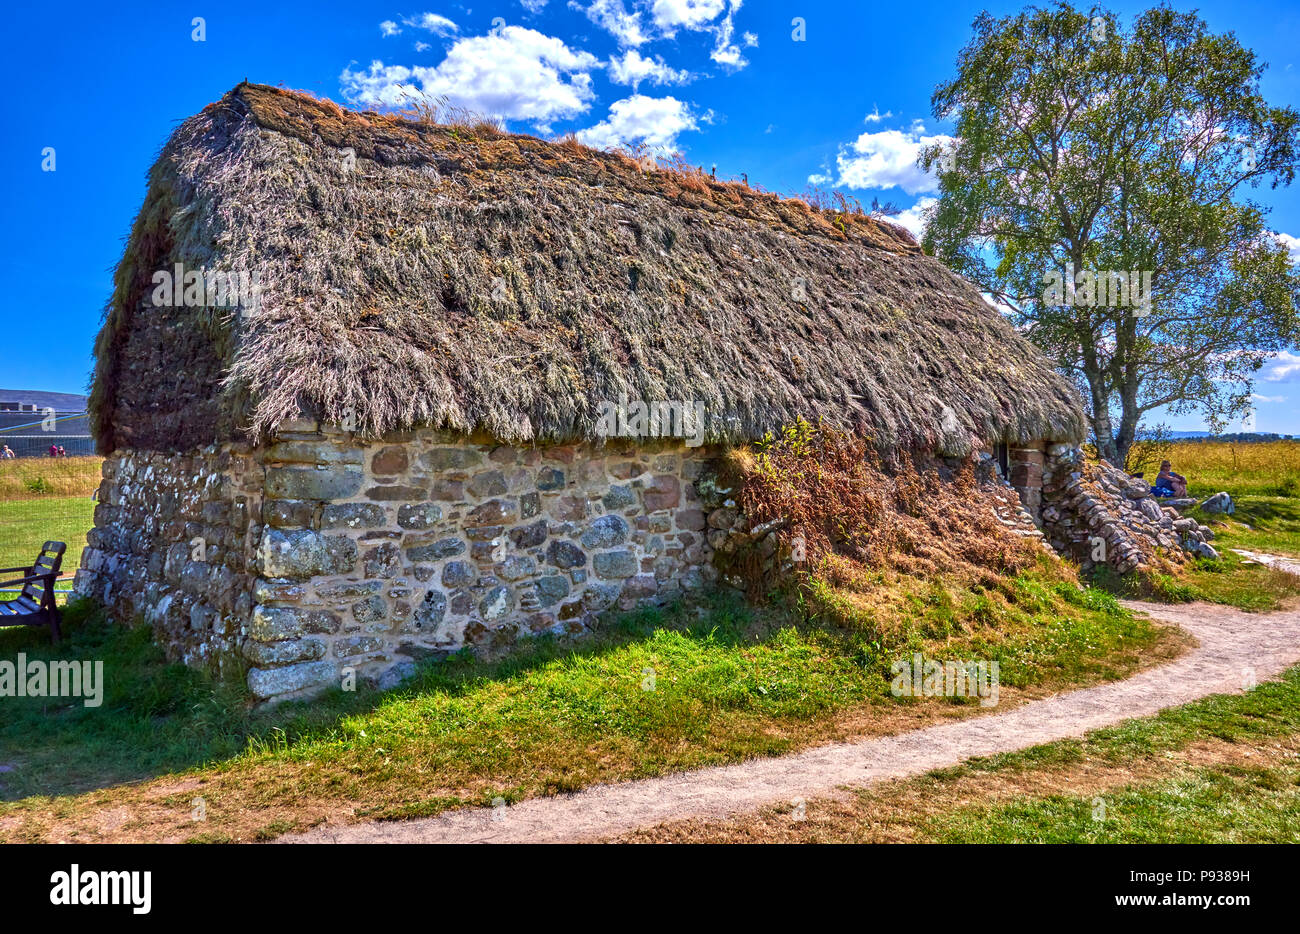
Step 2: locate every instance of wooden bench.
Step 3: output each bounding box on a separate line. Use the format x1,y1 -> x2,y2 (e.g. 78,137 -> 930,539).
0,541 -> 65,643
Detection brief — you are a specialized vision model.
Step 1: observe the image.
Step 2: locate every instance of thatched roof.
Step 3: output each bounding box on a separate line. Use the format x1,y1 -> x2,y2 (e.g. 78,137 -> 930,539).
89,82 -> 1085,455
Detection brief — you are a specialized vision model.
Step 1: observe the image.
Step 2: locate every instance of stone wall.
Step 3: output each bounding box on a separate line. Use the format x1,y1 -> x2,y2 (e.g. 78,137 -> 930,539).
78,427 -> 718,702
1039,446 -> 1219,573
75,447 -> 263,676
81,430 -> 1225,702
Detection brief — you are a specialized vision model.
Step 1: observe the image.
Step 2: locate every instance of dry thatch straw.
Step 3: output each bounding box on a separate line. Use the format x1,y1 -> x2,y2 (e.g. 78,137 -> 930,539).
89,82 -> 1085,455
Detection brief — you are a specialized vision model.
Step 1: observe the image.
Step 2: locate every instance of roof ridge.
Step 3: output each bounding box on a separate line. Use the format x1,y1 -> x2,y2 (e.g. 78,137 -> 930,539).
212,82 -> 920,254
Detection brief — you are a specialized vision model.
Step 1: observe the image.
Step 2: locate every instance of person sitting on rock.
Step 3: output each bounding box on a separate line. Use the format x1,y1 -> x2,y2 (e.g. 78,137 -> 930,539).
1153,460 -> 1187,498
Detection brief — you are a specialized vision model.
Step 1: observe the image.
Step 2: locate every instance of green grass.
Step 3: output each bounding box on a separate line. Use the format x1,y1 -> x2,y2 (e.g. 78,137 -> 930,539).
1090,549 -> 1300,612
0,601 -> 250,794
1189,495 -> 1300,557
0,495 -> 94,590
918,667 -> 1300,843
944,666 -> 1300,775
927,768 -> 1300,842
0,568 -> 1162,830
803,556 -> 1158,688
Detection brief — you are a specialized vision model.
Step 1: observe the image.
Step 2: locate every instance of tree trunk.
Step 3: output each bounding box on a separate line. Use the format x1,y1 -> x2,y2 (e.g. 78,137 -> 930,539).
1080,339 -> 1122,466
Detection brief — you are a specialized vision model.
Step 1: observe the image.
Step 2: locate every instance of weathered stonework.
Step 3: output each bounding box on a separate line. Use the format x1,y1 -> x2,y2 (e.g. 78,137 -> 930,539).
77,427 -> 718,702
74,447 -> 263,677
1038,445 -> 1218,573
84,427 -> 1206,702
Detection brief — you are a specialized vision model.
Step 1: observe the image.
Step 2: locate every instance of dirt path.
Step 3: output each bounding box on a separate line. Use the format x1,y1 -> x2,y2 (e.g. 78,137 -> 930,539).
1232,549 -> 1300,576
279,601 -> 1300,844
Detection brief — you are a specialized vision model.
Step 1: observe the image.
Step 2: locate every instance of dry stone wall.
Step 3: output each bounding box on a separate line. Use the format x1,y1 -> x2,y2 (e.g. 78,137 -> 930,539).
78,426 -> 718,702
75,448 -> 263,676
1039,446 -> 1219,573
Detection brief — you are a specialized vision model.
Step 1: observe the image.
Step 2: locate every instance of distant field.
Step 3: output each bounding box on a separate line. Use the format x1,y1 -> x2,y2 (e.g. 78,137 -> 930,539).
1165,440 -> 1300,498
0,455 -> 102,500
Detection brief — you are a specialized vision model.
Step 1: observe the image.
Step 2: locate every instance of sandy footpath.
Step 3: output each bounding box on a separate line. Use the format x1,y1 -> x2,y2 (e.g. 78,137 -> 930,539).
279,600 -> 1300,844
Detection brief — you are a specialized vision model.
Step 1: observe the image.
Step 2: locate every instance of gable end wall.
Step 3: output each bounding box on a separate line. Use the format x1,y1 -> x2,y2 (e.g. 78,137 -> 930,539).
77,428 -> 718,701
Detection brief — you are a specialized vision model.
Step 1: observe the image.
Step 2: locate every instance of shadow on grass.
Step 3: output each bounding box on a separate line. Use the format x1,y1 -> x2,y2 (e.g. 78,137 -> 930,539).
1203,497 -> 1300,526
0,569 -> 1151,805
0,589 -> 806,801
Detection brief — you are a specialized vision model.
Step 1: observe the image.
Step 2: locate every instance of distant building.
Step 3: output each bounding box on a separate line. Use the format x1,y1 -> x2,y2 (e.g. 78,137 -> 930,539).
0,390 -> 93,456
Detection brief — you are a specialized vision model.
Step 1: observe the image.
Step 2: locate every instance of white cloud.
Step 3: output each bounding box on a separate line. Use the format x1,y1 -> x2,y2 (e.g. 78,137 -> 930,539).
608,49 -> 692,89
576,95 -> 698,152
1273,231 -> 1300,265
864,106 -> 893,123
404,13 -> 459,36
340,26 -> 599,129
806,172 -> 831,185
414,41 -> 431,52
651,0 -> 726,32
832,123 -> 955,196
571,0 -> 652,47
884,196 -> 938,240
1252,393 -> 1288,403
707,1 -> 749,70
380,20 -> 402,37
522,0 -> 549,11
1263,350 -> 1300,382
339,63 -> 420,108
574,0 -> 749,67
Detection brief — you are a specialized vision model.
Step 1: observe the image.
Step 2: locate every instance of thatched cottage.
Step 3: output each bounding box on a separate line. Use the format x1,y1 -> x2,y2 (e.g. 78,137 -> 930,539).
77,83 -> 1087,702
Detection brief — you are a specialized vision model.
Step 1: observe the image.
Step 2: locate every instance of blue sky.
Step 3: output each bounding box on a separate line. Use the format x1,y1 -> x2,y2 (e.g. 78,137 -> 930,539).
4,0 -> 1299,432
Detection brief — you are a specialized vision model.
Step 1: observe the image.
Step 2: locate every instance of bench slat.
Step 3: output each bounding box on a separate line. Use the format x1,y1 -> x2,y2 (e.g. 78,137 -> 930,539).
0,541 -> 65,642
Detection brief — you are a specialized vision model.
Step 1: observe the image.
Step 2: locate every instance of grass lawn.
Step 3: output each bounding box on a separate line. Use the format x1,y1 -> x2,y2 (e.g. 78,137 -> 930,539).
0,496 -> 95,576
0,567 -> 1183,843
0,456 -> 100,594
922,670 -> 1300,842
614,666 -> 1300,843
1189,495 -> 1300,557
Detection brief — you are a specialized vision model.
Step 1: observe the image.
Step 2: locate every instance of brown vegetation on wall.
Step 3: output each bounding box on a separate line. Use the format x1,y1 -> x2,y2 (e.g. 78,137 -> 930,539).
726,420 -> 1042,599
